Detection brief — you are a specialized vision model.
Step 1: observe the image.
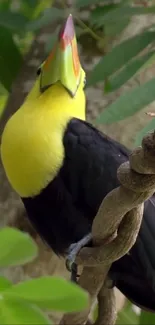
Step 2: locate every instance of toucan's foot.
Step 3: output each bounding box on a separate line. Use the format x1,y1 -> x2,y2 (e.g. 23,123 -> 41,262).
66,233 -> 92,281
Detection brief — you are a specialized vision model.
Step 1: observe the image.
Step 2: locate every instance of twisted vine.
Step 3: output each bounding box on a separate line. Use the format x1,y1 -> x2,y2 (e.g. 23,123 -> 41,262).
60,131 -> 155,325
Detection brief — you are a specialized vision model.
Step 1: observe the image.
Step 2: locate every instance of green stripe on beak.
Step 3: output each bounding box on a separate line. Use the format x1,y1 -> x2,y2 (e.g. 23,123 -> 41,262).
40,14 -> 81,96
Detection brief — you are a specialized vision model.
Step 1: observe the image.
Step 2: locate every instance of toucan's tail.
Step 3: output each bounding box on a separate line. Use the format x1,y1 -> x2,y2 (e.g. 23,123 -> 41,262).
110,254 -> 155,312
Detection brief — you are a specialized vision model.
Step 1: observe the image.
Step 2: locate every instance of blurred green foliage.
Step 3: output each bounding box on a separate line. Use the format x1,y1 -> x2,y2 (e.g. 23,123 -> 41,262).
0,227 -> 88,324
1,0 -> 155,324
116,301 -> 139,324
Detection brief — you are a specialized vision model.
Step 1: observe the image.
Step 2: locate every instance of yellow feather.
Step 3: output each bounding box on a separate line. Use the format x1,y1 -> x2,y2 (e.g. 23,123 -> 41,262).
1,70 -> 86,197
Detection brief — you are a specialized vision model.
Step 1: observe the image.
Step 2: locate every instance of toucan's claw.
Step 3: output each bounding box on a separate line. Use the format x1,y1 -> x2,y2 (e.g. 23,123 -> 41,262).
66,233 -> 92,281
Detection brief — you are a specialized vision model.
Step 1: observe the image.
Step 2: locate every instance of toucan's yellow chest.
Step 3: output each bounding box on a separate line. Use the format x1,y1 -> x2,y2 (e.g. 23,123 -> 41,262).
1,83 -> 85,198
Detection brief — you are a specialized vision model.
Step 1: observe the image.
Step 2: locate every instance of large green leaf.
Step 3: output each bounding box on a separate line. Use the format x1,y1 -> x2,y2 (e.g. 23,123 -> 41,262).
90,4 -> 130,36
76,0 -> 106,8
0,57 -> 13,91
26,8 -> 64,31
0,299 -> 51,324
31,0 -> 52,19
87,31 -> 155,87
0,277 -> 12,292
0,227 -> 38,267
96,77 -> 155,124
139,310 -> 155,324
0,11 -> 28,32
91,6 -> 155,26
0,27 -> 22,91
135,118 -> 155,146
0,85 -> 8,115
21,0 -> 52,20
116,302 -> 139,324
90,3 -> 125,28
0,83 -> 8,95
0,0 -> 10,10
4,276 -> 89,312
107,51 -> 155,93
23,0 -> 38,7
21,0 -> 39,19
78,0 -> 129,8
104,18 -> 130,37
0,93 -> 8,116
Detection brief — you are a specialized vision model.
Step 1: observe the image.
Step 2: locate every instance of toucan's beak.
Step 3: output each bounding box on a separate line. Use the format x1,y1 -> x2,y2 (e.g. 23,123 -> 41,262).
40,14 -> 81,96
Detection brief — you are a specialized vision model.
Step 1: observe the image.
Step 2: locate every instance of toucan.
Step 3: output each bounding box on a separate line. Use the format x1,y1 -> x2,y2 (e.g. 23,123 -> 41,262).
1,14 -> 155,312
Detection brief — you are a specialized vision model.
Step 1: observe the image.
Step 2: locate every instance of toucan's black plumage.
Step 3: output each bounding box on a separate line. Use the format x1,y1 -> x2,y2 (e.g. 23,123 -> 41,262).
22,118 -> 155,312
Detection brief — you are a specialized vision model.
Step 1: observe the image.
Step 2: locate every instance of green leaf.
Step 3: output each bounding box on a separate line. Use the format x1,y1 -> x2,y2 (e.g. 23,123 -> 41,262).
0,277 -> 12,292
87,31 -> 155,87
0,26 -> 22,91
0,11 -> 28,32
4,276 -> 89,312
0,85 -> 8,115
104,78 -> 112,93
0,94 -> 8,116
21,0 -> 52,20
90,3 -> 123,28
76,26 -> 88,38
0,57 -> 13,91
107,51 -> 155,93
96,77 -> 155,124
139,310 -> 155,324
21,0 -> 39,19
135,118 -> 155,146
0,0 -> 10,10
76,0 -> 106,8
26,8 -> 64,31
31,0 -> 52,19
0,227 -> 38,267
90,5 -> 131,36
22,0 -> 38,9
104,18 -> 130,37
0,299 -> 51,324
139,52 -> 155,71
91,6 -> 155,26
116,302 -> 139,324
0,83 -> 8,95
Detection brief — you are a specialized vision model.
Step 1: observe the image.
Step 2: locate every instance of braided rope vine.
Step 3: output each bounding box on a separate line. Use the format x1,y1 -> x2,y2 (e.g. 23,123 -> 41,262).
60,131 -> 155,325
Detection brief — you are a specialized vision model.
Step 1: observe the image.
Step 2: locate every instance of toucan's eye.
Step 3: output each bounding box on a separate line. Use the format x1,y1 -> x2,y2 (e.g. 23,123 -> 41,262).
83,76 -> 86,88
37,67 -> 41,76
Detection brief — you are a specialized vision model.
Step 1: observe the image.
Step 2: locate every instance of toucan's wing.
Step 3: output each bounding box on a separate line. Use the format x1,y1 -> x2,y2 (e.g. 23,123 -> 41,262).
62,117 -> 130,219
